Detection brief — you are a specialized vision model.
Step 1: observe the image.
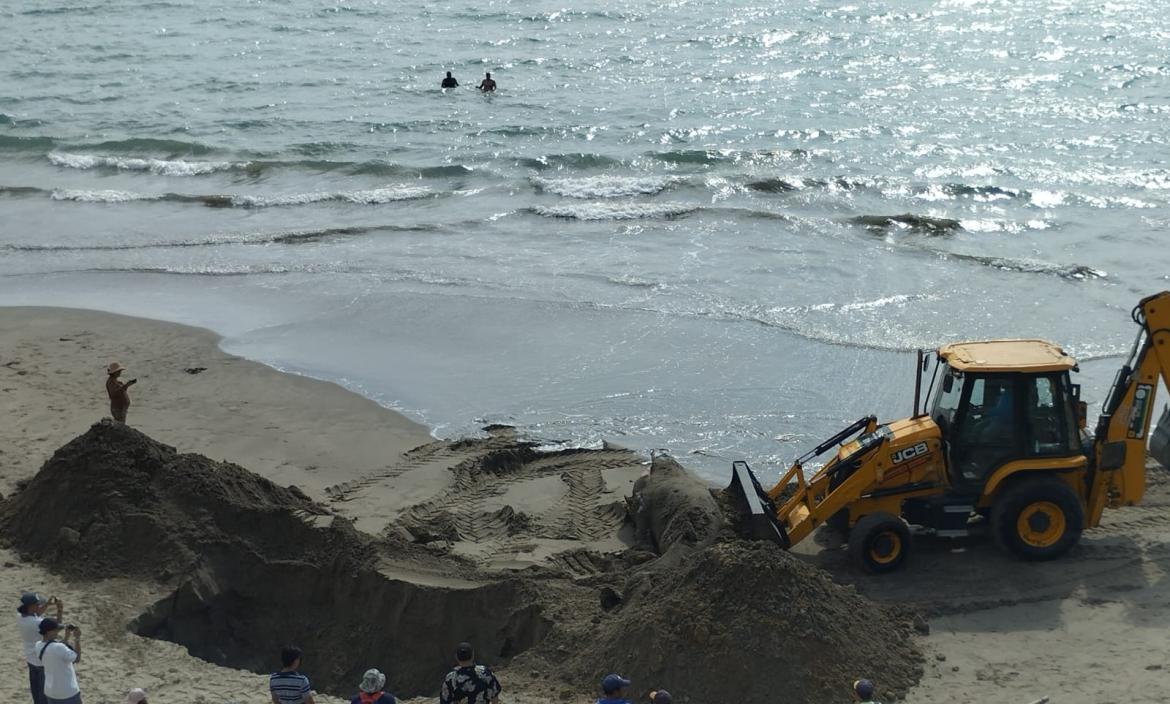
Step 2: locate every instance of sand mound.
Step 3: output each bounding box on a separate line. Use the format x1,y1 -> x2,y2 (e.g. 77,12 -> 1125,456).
1,419 -> 340,580
542,540 -> 923,703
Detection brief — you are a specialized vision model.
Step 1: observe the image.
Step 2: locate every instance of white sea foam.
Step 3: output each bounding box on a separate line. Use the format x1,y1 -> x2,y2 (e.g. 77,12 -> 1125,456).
532,201 -> 698,220
532,175 -> 683,199
50,189 -> 162,203
231,186 -> 431,207
48,152 -> 239,176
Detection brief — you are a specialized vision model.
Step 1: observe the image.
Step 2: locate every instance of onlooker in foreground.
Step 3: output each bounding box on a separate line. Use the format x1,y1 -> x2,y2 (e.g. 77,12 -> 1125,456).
126,688 -> 148,704
105,362 -> 137,423
647,689 -> 671,704
852,678 -> 881,704
351,668 -> 395,704
597,674 -> 632,704
18,592 -> 63,704
270,646 -> 316,704
36,619 -> 81,704
439,642 -> 501,704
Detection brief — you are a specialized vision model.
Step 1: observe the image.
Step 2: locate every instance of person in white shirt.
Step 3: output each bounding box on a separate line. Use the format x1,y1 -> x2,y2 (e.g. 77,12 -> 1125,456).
17,592 -> 63,704
35,618 -> 82,704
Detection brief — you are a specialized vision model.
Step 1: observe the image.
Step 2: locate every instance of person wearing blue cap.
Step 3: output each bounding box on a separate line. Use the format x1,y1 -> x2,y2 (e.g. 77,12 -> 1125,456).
17,592 -> 63,704
852,678 -> 880,704
648,690 -> 671,704
597,674 -> 632,704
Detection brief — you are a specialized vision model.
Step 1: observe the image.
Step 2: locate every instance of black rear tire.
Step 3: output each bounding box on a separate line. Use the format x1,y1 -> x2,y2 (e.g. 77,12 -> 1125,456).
848,512 -> 911,573
991,477 -> 1084,560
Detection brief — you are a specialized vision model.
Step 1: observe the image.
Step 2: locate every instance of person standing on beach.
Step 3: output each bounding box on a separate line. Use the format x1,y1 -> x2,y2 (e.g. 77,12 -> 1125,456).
439,642 -> 501,704
441,71 -> 459,88
18,592 -> 63,704
350,668 -> 395,704
596,674 -> 632,704
105,363 -> 137,423
35,619 -> 81,704
477,73 -> 497,92
270,646 -> 316,704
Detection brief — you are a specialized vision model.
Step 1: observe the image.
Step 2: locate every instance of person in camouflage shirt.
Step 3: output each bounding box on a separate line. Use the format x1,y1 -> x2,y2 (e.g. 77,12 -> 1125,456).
439,643 -> 501,704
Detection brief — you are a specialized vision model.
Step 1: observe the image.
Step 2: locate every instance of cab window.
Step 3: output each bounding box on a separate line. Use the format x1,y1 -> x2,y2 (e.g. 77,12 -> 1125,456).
1026,374 -> 1077,455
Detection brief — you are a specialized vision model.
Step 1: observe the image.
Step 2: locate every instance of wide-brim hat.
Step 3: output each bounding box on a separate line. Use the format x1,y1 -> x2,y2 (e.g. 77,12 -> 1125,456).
107,362 -> 124,374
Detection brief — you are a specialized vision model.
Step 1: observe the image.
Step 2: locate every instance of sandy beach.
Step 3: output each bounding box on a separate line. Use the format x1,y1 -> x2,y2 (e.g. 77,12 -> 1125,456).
3,306 -> 1170,704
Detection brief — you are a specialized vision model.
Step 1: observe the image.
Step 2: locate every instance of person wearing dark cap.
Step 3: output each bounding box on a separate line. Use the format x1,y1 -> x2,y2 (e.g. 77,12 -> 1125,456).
597,674 -> 632,704
17,592 -> 63,704
852,678 -> 880,704
35,618 -> 82,704
439,642 -> 501,704
647,690 -> 671,704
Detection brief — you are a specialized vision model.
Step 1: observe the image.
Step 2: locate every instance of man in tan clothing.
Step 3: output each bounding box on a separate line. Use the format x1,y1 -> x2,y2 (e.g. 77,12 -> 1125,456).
105,362 -> 137,423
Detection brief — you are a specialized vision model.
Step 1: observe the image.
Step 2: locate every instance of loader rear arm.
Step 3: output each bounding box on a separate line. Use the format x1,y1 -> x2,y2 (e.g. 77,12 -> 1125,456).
1087,291 -> 1170,525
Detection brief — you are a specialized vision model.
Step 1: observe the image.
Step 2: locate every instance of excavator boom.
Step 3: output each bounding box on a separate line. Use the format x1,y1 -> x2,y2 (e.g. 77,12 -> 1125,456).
1087,291 -> 1170,523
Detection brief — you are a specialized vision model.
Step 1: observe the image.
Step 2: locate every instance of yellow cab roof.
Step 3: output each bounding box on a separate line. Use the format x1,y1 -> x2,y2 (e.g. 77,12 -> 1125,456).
937,339 -> 1077,373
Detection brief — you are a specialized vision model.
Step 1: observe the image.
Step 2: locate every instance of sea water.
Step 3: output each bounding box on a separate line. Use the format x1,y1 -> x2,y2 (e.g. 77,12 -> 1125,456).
1,0 -> 1168,481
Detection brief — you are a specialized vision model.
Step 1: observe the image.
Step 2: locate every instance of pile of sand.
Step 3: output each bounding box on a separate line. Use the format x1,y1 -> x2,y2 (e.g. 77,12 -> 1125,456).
1,419 -> 343,581
517,461 -> 924,703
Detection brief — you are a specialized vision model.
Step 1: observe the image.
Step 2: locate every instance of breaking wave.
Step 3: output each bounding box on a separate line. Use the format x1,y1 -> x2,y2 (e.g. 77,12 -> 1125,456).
1,224 -> 443,253
529,201 -> 699,221
48,186 -> 433,207
848,213 -> 964,234
531,175 -> 683,198
48,152 -> 239,176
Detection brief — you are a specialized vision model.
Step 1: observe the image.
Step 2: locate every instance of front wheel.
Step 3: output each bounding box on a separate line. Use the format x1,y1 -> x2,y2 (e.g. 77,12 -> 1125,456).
848,512 -> 911,573
991,477 -> 1084,560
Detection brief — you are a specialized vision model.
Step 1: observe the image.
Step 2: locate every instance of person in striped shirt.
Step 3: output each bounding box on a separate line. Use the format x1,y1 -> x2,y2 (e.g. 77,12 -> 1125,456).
270,646 -> 315,704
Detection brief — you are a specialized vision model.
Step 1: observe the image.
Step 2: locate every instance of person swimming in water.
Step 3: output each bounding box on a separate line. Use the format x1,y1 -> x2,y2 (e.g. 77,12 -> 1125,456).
478,72 -> 496,92
441,71 -> 458,88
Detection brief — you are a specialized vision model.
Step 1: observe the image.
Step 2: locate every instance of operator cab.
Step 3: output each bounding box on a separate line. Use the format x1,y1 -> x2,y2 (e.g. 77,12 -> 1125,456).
930,340 -> 1082,491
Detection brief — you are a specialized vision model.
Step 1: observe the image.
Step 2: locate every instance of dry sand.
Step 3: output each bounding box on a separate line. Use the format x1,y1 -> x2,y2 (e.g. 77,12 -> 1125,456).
3,306 -> 1170,704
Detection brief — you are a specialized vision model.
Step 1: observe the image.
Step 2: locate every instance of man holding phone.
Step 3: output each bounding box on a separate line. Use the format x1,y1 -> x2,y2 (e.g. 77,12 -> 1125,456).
36,618 -> 82,704
105,362 -> 137,424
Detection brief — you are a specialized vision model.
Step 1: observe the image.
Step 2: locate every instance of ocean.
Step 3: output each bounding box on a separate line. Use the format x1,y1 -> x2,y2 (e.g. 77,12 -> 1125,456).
2,0 -> 1168,481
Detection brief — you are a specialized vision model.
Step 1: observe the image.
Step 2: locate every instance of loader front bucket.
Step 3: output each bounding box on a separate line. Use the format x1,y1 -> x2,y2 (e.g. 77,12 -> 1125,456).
727,461 -> 790,548
1151,404 -> 1170,471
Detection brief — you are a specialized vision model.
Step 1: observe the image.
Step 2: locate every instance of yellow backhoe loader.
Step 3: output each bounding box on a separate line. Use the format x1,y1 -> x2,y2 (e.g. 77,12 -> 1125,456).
729,291 -> 1170,572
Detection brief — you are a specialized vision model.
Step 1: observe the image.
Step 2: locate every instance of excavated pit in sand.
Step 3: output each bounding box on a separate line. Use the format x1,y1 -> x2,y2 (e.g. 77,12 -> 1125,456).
0,421 -> 552,697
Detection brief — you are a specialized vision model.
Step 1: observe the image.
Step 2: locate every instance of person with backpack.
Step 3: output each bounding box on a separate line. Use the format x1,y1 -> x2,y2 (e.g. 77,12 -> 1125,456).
35,619 -> 81,704
351,668 -> 395,704
439,642 -> 501,704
